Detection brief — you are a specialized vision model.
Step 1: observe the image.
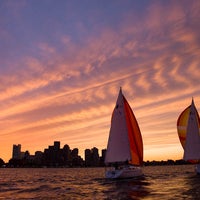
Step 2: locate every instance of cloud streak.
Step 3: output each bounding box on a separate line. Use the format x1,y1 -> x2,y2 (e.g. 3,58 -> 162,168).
0,0 -> 200,162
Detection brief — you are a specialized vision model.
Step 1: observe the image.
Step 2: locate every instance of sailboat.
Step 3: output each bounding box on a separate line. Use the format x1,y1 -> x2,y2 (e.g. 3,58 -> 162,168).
177,99 -> 200,174
105,88 -> 143,179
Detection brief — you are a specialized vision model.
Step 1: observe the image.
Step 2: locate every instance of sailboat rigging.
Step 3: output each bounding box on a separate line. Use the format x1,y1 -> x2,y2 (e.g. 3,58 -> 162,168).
105,88 -> 143,178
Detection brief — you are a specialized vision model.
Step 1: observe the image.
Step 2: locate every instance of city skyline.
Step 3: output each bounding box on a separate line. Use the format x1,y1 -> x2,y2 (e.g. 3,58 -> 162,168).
9,141 -> 105,161
4,141 -> 102,167
1,1 -> 200,162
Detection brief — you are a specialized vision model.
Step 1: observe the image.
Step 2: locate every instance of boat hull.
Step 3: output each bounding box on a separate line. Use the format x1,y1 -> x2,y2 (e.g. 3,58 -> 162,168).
105,166 -> 143,179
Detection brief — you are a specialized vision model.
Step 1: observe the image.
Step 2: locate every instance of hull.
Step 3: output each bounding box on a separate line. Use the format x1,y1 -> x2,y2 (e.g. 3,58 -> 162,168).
105,166 -> 143,179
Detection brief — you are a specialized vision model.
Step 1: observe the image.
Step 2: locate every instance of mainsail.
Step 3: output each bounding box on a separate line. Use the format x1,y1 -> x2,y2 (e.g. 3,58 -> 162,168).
105,88 -> 143,165
177,99 -> 200,162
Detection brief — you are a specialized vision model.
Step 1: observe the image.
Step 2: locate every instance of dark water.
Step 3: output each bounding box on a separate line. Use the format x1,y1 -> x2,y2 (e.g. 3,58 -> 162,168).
0,165 -> 199,199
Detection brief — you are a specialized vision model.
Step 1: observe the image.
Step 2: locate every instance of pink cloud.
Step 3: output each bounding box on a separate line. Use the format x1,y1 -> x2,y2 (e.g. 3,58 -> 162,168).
1,0 -> 200,162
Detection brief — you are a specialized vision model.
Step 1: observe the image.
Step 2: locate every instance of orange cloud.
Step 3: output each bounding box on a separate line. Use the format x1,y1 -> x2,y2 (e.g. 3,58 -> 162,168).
1,0 -> 200,163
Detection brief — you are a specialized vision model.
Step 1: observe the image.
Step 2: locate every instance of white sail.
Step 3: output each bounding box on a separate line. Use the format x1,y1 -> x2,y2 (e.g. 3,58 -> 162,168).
105,89 -> 131,164
184,99 -> 200,160
105,88 -> 143,178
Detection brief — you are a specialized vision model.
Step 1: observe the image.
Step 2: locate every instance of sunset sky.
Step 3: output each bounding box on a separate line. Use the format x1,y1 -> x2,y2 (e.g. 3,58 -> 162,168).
1,0 -> 200,162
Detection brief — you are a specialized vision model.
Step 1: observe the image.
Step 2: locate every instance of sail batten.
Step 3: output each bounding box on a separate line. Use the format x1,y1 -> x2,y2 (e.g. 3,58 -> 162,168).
105,88 -> 143,166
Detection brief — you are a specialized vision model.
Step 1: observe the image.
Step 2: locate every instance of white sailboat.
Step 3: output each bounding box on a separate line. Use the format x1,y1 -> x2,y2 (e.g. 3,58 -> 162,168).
177,99 -> 200,174
105,88 -> 143,179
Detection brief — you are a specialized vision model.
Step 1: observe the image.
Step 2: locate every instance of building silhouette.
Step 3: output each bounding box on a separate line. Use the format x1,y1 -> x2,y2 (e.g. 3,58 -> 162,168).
85,149 -> 92,166
12,144 -> 21,159
85,147 -> 100,167
100,149 -> 106,166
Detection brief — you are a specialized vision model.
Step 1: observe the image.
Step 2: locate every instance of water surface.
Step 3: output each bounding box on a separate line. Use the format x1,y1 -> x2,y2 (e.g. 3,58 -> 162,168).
0,165 -> 199,199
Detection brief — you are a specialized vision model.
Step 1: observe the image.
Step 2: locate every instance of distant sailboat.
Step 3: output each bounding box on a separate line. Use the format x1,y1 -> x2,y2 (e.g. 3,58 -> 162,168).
177,99 -> 200,174
105,88 -> 143,179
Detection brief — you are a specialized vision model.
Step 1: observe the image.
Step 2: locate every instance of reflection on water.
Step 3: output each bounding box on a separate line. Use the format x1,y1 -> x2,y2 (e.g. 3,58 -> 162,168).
102,176 -> 150,200
142,165 -> 200,200
0,165 -> 199,199
182,174 -> 200,199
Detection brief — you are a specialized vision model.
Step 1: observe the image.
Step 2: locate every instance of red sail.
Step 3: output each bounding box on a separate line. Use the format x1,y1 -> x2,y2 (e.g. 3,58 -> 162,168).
123,96 -> 143,165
